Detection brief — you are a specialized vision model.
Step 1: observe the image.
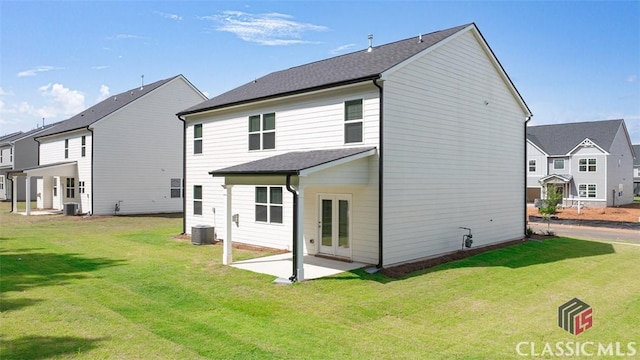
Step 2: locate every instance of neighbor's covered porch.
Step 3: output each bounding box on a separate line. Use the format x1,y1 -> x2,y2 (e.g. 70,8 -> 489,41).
9,161 -> 78,215
211,147 -> 377,283
539,174 -> 572,208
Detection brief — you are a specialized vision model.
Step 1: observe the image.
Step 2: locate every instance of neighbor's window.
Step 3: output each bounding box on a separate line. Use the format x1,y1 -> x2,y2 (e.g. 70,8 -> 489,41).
193,185 -> 202,215
64,139 -> 69,159
553,159 -> 564,170
0,176 -> 4,190
78,181 -> 85,194
344,99 -> 363,143
170,178 -> 182,198
81,136 -> 86,157
579,158 -> 596,172
255,186 -> 283,224
194,124 -> 203,154
1,150 -> 3,163
578,184 -> 596,198
9,148 -> 13,162
249,113 -> 276,151
528,160 -> 536,172
66,178 -> 75,198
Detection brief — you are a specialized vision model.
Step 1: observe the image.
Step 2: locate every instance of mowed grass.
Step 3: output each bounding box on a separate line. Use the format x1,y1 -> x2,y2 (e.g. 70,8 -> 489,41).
1,202 -> 639,359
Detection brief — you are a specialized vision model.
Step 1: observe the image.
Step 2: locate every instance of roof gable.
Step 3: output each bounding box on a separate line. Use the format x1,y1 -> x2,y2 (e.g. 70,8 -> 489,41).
179,24 -> 473,115
36,75 -> 182,139
526,119 -> 624,155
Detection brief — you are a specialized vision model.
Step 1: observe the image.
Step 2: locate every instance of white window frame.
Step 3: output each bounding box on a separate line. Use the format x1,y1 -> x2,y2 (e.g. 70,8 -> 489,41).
0,175 -> 4,190
344,99 -> 364,144
193,185 -> 203,215
255,186 -> 283,224
528,160 -> 536,172
81,136 -> 86,157
579,158 -> 596,172
66,177 -> 75,198
9,147 -> 13,162
193,124 -> 203,155
78,181 -> 85,194
248,113 -> 276,151
578,184 -> 596,198
64,139 -> 69,159
553,159 -> 565,170
170,178 -> 182,198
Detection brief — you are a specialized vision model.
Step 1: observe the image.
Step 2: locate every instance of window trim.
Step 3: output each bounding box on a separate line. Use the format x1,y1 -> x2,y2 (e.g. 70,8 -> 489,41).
344,99 -> 364,144
553,159 -> 564,170
248,113 -> 276,151
578,158 -> 597,172
78,181 -> 85,194
64,139 -> 69,159
193,185 -> 203,215
170,178 -> 182,198
528,159 -> 536,172
81,136 -> 86,157
66,177 -> 75,198
255,186 -> 283,224
193,124 -> 203,155
578,183 -> 597,198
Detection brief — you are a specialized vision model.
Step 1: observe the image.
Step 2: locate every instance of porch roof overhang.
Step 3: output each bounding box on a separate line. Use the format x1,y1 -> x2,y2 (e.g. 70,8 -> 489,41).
539,173 -> 573,184
209,147 -> 377,185
8,161 -> 77,179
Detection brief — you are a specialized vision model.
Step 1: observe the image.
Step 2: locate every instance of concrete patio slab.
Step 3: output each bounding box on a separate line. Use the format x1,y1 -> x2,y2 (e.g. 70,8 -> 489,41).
231,253 -> 368,281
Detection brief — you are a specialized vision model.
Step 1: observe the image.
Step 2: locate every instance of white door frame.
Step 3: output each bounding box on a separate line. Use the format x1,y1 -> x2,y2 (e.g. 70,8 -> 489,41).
317,193 -> 352,259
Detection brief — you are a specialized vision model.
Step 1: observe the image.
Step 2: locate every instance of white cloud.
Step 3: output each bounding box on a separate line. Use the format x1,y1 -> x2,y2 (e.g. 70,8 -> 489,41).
91,65 -> 109,70
203,11 -> 327,46
0,87 -> 14,96
37,83 -> 85,118
626,74 -> 637,83
17,66 -> 62,77
107,34 -> 144,40
97,85 -> 110,102
156,11 -> 183,21
330,43 -> 356,54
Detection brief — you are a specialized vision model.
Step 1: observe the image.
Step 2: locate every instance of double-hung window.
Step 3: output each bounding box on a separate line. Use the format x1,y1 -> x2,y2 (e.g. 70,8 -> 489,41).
255,186 -> 283,224
66,178 -> 75,198
578,184 -> 596,198
249,113 -> 275,150
193,185 -> 203,215
9,148 -> 12,162
64,139 -> 69,159
528,160 -> 536,172
170,178 -> 182,198
553,159 -> 564,170
344,99 -> 363,143
81,136 -> 86,157
579,158 -> 596,172
194,124 -> 203,154
78,181 -> 85,194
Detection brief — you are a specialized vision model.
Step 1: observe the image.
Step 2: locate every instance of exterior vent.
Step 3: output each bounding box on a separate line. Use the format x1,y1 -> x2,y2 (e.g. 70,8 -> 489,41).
191,225 -> 215,245
64,203 -> 78,216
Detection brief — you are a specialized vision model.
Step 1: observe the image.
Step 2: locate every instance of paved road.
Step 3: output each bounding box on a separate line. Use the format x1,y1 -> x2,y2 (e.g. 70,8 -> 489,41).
528,221 -> 639,243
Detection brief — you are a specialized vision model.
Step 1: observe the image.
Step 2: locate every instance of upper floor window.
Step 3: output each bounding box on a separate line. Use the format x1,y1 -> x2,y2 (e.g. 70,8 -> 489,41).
193,185 -> 203,215
249,113 -> 275,151
579,158 -> 596,172
528,160 -> 536,172
553,159 -> 564,170
9,148 -> 13,162
578,184 -> 596,198
255,186 -> 283,224
170,178 -> 182,198
1,149 -> 3,163
64,139 -> 69,159
194,124 -> 203,154
344,99 -> 363,143
81,136 -> 86,157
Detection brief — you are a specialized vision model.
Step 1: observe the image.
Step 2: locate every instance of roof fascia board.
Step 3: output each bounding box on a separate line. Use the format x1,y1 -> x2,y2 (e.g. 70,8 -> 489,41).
567,138 -> 609,156
299,148 -> 377,176
36,127 -> 90,141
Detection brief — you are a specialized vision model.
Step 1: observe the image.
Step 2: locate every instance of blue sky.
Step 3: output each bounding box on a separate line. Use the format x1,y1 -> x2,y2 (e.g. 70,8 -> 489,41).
1,1 -> 639,143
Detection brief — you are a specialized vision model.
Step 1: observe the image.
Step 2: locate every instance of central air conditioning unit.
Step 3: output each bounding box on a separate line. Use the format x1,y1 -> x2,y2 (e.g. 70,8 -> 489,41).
64,203 -> 78,216
191,225 -> 215,245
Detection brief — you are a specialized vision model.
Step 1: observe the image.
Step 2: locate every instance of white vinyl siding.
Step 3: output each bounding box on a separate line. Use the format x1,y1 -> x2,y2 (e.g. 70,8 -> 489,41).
382,30 -> 527,265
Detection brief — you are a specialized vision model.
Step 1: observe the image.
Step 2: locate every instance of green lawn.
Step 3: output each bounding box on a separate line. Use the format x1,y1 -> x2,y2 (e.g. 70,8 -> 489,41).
1,202 -> 639,359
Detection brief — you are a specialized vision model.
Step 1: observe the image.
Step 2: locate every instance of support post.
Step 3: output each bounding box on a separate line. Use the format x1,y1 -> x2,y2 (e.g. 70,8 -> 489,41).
223,185 -> 233,265
296,186 -> 305,282
25,176 -> 31,215
12,176 -> 18,213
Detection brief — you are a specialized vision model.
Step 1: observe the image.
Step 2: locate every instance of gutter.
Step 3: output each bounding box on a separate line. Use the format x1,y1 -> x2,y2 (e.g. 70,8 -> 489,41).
87,126 -> 94,215
373,78 -> 384,269
177,115 -> 187,234
285,174 -> 299,282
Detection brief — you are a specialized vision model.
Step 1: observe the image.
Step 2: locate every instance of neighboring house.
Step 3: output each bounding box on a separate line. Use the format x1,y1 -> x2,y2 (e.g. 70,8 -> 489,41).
526,119 -> 635,208
0,124 -> 59,204
633,144 -> 640,196
177,23 -> 531,281
11,75 -> 207,215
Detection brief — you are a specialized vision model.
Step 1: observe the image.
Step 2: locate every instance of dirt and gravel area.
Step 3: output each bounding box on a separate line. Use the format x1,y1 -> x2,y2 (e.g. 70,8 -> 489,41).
527,202 -> 640,223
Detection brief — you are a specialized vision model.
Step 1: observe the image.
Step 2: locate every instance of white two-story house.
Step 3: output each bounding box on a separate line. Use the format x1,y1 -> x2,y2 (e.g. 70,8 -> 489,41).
11,75 -> 207,215
633,144 -> 640,196
177,23 -> 531,281
526,119 -> 635,207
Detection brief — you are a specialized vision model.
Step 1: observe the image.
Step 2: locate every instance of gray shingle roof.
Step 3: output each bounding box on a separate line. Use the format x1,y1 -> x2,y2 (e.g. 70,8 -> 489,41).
179,24 -> 472,115
526,119 -> 624,155
210,147 -> 376,176
36,75 -> 181,138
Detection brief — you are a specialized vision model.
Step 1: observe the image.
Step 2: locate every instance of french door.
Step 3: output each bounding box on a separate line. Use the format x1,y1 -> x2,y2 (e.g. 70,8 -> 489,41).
318,194 -> 352,258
